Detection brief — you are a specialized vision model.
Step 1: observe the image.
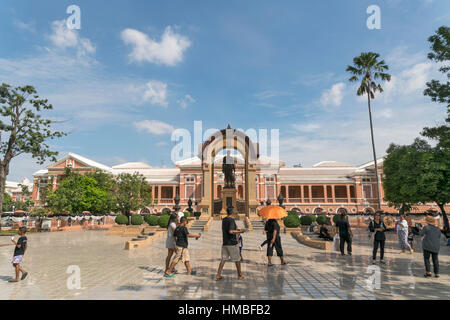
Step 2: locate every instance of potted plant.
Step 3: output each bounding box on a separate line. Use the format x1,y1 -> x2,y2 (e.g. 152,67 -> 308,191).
194,212 -> 201,220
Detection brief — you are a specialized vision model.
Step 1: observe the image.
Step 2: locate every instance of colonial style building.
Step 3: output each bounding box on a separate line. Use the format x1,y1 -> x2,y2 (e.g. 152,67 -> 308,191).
31,151 -> 442,216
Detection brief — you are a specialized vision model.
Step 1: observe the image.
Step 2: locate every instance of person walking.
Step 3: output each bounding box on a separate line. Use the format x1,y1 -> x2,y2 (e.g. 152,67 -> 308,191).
335,213 -> 353,256
164,217 -> 201,277
216,206 -> 246,281
397,215 -> 413,254
165,213 -> 179,271
266,219 -> 287,266
369,213 -> 386,264
9,226 -> 28,282
420,216 -> 441,278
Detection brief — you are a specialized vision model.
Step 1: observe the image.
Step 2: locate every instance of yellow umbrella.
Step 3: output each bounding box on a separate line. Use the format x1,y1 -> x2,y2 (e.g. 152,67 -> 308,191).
258,205 -> 288,220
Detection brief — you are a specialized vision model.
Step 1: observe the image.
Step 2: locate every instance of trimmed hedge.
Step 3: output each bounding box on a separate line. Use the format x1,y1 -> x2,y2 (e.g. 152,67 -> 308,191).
184,211 -> 191,218
300,215 -> 314,226
287,210 -> 298,216
316,214 -> 327,225
194,212 -> 201,217
131,215 -> 143,225
115,214 -> 128,225
158,215 -> 170,228
161,208 -> 171,215
284,214 -> 300,228
145,215 -> 159,226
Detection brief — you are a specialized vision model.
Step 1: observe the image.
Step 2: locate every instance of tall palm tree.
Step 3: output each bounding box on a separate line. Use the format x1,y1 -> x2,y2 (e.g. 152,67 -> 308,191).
346,52 -> 391,210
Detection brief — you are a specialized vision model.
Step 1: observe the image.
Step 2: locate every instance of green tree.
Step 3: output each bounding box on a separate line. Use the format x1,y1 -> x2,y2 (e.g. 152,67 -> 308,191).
346,52 -> 391,210
383,138 -> 449,232
46,168 -> 115,215
2,192 -> 12,212
115,172 -> 152,223
0,84 -> 65,217
423,26 -> 449,114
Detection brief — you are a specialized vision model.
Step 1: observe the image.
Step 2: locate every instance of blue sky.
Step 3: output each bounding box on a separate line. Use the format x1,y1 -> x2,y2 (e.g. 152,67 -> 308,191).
1,0 -> 449,181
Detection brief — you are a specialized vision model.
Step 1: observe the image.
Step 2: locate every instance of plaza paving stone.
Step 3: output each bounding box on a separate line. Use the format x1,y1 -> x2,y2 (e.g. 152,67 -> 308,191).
0,220 -> 448,300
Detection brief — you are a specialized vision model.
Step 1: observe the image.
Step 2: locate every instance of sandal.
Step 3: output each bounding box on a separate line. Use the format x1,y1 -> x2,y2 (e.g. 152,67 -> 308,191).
238,275 -> 245,280
215,276 -> 223,281
21,272 -> 28,280
267,263 -> 274,266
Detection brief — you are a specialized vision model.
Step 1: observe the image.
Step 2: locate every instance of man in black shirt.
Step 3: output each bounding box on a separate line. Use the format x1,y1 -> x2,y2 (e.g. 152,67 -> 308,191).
9,226 -> 28,282
335,213 -> 353,256
266,219 -> 287,266
369,213 -> 386,264
165,217 -> 201,277
216,206 -> 246,280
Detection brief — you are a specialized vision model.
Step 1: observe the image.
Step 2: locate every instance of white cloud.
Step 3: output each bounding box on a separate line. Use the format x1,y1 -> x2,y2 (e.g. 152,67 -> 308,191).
178,94 -> 195,108
292,123 -> 321,132
140,81 -> 169,106
121,26 -> 191,66
134,120 -> 175,135
156,141 -> 168,147
14,20 -> 36,33
48,20 -> 96,57
320,82 -> 346,107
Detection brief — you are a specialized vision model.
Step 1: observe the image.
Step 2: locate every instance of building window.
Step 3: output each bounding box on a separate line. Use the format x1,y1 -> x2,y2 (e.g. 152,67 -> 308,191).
363,185 -> 372,199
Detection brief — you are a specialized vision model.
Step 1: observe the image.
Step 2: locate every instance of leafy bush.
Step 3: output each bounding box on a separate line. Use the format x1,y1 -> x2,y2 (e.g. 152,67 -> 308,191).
115,214 -> 128,225
316,214 -> 327,225
333,214 -> 342,224
287,210 -> 298,216
300,215 -> 314,226
161,208 -> 171,215
184,211 -> 191,218
158,215 -> 170,228
310,215 -> 317,222
284,214 -> 300,228
131,214 -> 143,225
194,212 -> 201,217
144,215 -> 159,226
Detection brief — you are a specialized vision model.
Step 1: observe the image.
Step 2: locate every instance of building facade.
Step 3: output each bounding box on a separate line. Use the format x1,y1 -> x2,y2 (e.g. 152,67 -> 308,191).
30,151 -> 444,216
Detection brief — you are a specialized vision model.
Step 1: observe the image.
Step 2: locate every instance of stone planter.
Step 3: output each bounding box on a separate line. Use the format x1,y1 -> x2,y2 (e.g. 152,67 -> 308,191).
284,227 -> 301,234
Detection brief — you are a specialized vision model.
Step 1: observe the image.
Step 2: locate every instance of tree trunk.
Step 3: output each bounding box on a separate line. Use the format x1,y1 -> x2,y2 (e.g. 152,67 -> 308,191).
367,93 -> 382,210
0,164 -> 7,231
437,203 -> 449,235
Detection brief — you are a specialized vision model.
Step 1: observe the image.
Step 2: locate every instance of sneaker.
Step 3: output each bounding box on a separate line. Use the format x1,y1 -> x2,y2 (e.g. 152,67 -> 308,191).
21,272 -> 28,280
435,274 -> 440,278
424,273 -> 432,278
372,259 -> 377,265
380,260 -> 386,264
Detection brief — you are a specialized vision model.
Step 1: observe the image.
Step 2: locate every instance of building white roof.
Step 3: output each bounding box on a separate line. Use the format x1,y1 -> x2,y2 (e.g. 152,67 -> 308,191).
313,161 -> 355,168
112,162 -> 152,169
47,152 -> 112,172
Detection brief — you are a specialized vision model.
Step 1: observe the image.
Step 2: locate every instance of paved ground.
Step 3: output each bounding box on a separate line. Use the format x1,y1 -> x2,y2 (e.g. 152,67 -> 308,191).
0,220 -> 448,300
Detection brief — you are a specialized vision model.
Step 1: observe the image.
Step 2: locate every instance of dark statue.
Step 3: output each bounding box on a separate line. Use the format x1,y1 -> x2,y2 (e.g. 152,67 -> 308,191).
222,150 -> 235,188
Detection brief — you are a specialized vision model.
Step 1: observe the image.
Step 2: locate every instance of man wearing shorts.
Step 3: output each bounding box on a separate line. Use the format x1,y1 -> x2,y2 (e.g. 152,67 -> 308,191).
164,217 -> 200,277
216,206 -> 246,280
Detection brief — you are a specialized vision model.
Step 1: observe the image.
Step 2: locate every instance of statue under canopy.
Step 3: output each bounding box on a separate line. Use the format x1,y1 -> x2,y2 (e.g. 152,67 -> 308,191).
222,150 -> 235,188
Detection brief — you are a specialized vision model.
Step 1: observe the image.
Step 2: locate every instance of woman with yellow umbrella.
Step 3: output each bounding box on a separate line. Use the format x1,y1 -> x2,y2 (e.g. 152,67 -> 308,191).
258,205 -> 288,266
